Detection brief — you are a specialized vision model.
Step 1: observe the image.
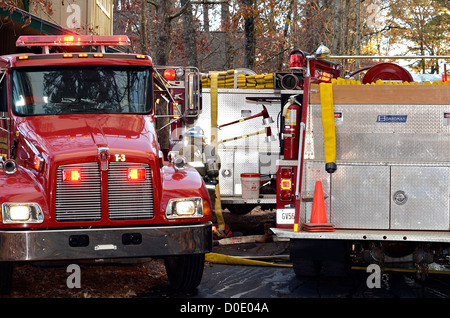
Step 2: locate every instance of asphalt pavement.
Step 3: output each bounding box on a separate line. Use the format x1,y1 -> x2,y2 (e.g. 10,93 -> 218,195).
195,238 -> 450,299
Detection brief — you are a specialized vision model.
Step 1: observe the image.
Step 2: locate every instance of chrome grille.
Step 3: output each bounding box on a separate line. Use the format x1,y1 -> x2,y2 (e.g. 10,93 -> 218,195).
108,162 -> 154,220
55,163 -> 101,221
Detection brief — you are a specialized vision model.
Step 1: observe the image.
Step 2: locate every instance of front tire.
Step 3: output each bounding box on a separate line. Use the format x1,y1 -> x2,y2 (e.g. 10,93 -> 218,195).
164,253 -> 205,291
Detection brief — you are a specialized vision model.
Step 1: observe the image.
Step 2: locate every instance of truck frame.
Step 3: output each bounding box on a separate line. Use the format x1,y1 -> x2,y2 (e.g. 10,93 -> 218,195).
0,35 -> 212,294
272,48 -> 450,279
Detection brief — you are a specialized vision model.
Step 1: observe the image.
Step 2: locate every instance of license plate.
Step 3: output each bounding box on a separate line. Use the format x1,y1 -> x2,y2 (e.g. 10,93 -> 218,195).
276,209 -> 295,224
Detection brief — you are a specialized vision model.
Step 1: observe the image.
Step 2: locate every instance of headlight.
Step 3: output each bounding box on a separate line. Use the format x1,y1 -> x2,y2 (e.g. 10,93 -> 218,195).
2,203 -> 44,224
166,197 -> 203,219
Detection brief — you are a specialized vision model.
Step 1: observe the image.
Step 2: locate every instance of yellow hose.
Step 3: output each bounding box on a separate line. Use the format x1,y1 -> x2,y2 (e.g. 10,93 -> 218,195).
352,266 -> 450,275
210,73 -> 225,231
319,82 -> 337,173
205,253 -> 292,268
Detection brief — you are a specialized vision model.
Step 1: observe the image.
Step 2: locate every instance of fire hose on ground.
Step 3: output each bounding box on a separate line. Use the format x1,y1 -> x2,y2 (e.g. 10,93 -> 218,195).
205,253 -> 292,268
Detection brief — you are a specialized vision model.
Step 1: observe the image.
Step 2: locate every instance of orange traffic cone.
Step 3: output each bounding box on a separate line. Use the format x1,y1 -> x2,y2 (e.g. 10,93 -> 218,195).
302,181 -> 335,232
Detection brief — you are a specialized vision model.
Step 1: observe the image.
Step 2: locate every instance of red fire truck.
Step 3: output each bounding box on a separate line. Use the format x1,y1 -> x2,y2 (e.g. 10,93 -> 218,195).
273,47 -> 450,279
0,35 -> 212,294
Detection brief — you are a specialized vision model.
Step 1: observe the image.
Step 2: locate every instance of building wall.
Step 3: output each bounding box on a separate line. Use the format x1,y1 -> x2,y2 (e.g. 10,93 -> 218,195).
30,0 -> 113,35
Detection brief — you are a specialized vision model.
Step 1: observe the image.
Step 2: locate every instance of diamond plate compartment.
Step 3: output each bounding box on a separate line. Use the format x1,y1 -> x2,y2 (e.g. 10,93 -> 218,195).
330,165 -> 390,229
307,103 -> 450,163
391,166 -> 450,230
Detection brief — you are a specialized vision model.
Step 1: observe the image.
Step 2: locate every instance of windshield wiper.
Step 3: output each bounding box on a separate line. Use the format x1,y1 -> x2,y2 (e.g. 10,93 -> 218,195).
55,99 -> 97,114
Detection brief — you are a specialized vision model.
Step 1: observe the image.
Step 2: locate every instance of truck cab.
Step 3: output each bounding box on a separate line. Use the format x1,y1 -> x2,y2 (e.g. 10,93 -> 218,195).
0,35 -> 212,294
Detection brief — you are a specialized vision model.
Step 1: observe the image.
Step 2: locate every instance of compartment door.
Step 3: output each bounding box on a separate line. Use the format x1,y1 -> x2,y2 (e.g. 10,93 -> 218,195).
391,166 -> 450,230
331,165 -> 390,229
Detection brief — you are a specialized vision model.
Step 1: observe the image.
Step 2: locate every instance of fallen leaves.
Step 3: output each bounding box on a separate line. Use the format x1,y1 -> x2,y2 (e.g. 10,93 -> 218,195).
2,259 -> 168,298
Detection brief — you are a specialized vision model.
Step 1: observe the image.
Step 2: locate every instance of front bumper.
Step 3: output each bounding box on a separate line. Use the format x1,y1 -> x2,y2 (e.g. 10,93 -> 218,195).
0,222 -> 212,261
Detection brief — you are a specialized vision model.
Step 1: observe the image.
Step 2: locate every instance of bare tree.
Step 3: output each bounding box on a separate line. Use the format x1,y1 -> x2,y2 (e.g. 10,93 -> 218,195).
149,0 -> 190,65
221,0 -> 234,69
140,0 -> 148,55
332,0 -> 341,54
242,0 -> 256,69
180,0 -> 199,67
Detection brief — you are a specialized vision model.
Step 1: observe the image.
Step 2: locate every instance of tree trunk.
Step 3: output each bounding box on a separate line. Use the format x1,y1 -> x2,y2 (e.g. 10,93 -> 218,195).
203,2 -> 210,32
243,0 -> 256,69
221,0 -> 233,69
154,0 -> 173,65
181,0 -> 199,68
332,0 -> 341,55
140,0 -> 148,55
278,0 -> 296,70
355,0 -> 361,74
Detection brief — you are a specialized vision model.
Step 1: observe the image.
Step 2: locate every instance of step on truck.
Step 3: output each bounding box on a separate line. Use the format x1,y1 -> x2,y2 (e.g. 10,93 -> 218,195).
273,46 -> 450,280
0,35 -> 212,294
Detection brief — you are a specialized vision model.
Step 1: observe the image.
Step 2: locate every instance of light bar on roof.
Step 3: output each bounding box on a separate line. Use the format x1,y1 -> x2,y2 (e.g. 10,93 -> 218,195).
16,35 -> 131,47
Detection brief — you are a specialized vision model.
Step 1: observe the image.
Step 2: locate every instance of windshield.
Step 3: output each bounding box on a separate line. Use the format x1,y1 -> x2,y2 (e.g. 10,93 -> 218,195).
11,65 -> 152,116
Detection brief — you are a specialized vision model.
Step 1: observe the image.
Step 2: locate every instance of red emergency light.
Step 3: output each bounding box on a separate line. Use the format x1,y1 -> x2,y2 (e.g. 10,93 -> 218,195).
443,74 -> 450,82
16,35 -> 131,47
128,168 -> 146,181
164,68 -> 177,81
289,49 -> 306,70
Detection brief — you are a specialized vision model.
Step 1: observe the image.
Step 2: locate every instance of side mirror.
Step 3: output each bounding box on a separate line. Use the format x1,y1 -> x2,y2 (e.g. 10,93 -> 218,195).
153,66 -> 202,125
186,68 -> 202,117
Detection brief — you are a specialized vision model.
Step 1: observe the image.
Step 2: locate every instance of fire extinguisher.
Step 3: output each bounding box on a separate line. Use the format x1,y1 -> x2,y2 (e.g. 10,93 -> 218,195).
282,100 -> 301,160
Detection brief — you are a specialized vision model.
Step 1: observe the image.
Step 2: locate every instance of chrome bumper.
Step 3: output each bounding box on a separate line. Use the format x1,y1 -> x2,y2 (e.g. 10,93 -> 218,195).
0,222 -> 212,261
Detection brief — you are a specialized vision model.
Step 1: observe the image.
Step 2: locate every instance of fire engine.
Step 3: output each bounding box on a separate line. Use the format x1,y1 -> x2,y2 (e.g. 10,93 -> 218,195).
272,46 -> 450,279
0,35 -> 212,294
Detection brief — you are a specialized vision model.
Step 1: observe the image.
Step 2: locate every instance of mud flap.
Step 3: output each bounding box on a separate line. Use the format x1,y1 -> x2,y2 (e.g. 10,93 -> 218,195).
290,239 -> 350,277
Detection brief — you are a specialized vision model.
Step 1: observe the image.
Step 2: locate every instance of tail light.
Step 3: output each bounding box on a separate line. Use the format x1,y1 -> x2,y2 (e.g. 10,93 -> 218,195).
289,50 -> 306,70
63,169 -> 81,182
279,167 -> 293,201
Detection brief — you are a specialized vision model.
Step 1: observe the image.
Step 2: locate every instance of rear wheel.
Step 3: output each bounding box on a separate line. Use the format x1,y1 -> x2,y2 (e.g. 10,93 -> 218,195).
164,253 -> 205,291
0,262 -> 13,295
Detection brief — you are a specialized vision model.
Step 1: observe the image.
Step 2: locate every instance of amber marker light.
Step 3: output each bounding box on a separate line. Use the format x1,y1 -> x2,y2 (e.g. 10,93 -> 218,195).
127,168 -> 146,180
63,170 -> 81,182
